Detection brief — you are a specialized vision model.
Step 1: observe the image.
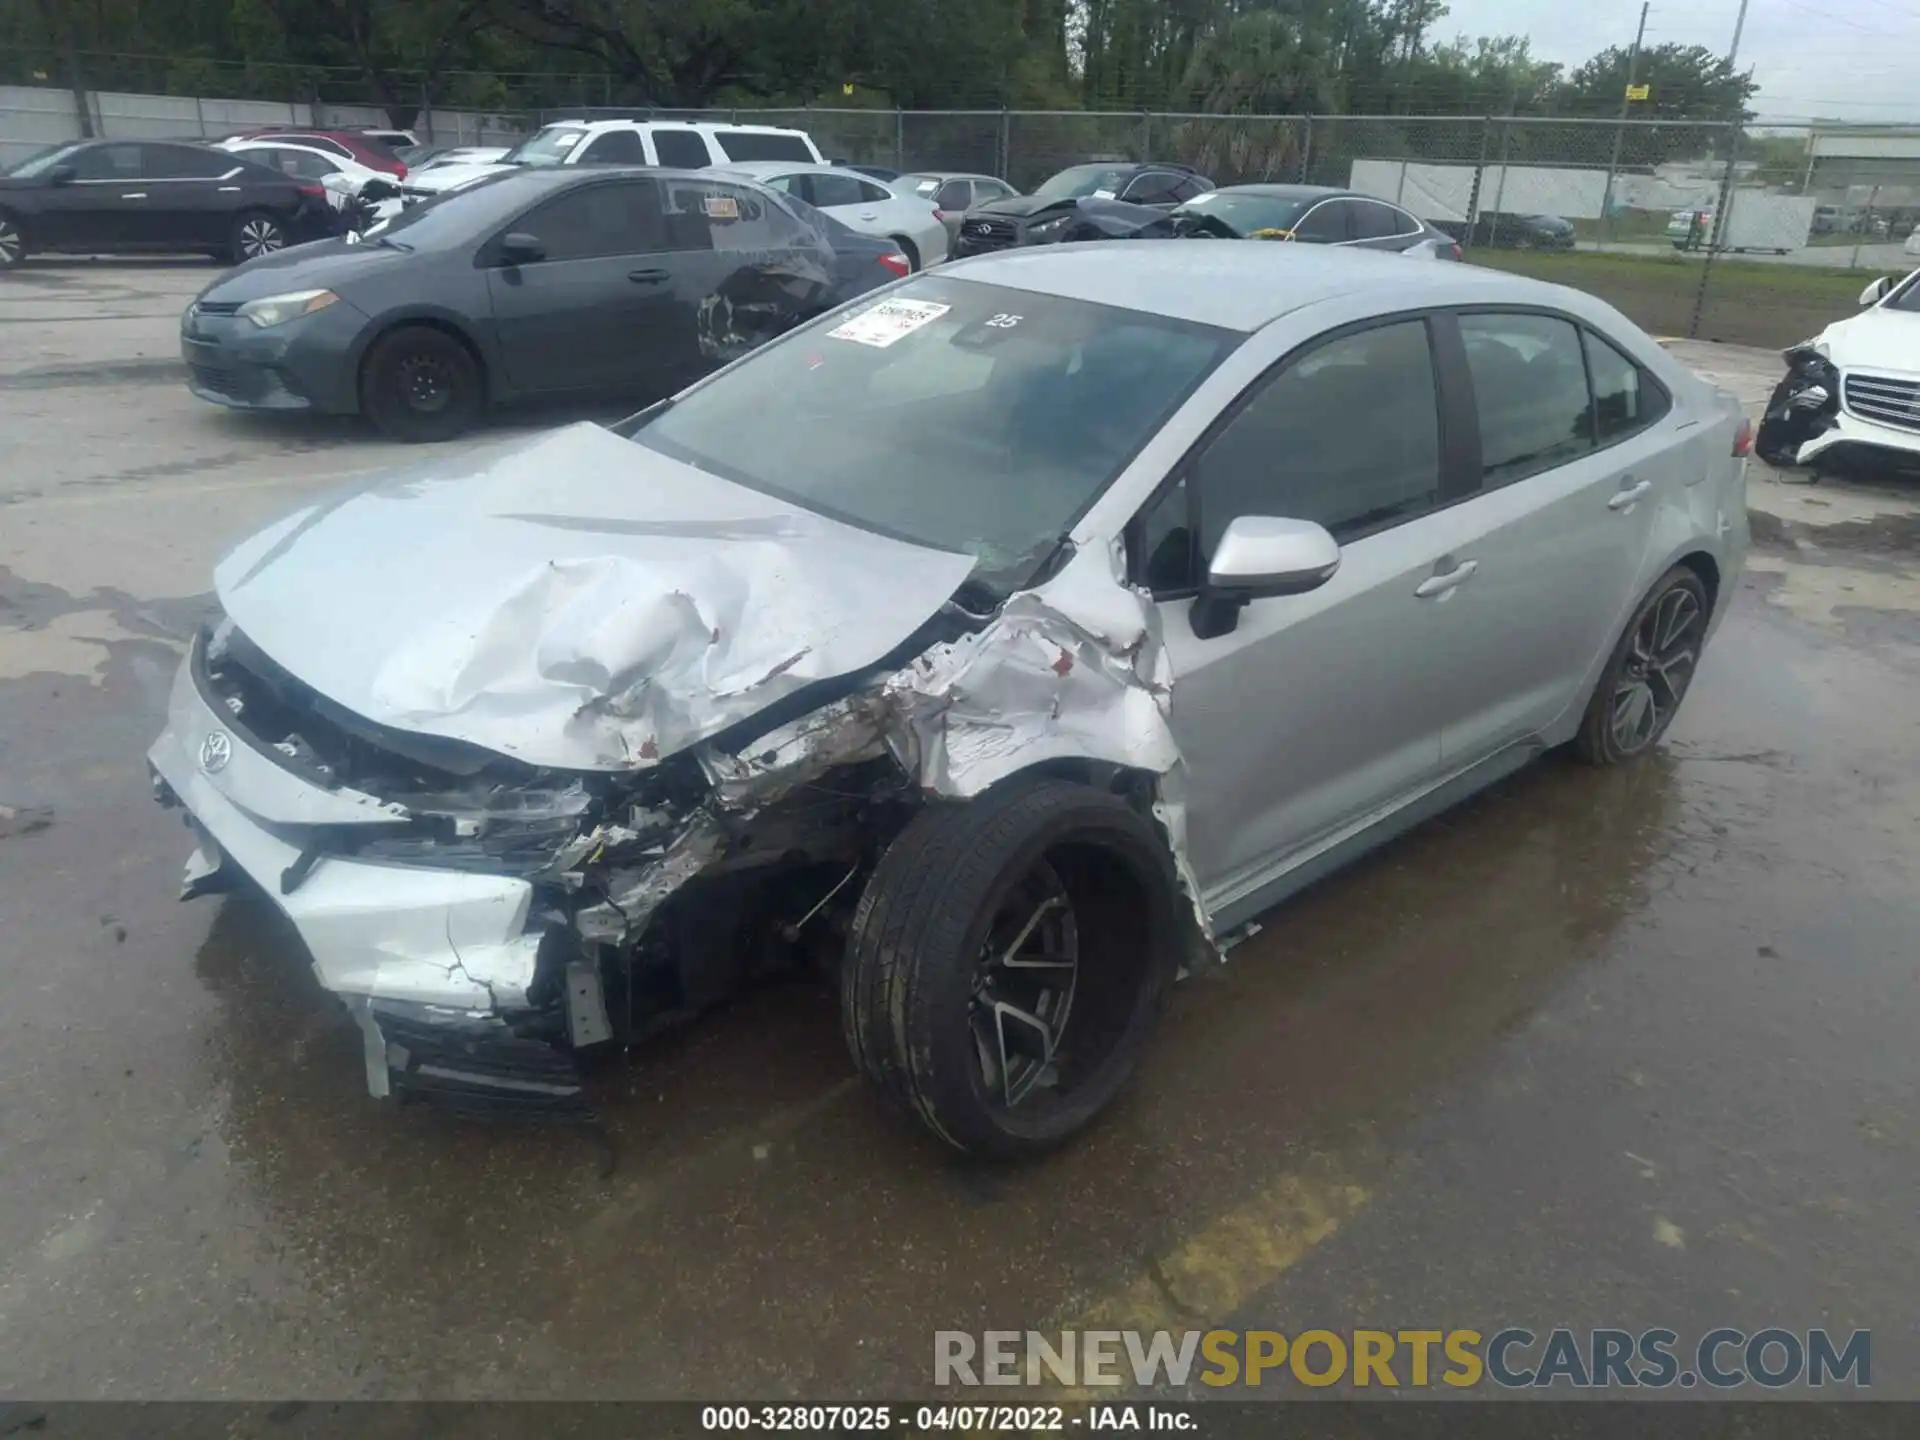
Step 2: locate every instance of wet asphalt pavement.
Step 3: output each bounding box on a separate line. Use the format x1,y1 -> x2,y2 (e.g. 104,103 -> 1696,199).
1,261 -> 1916,1402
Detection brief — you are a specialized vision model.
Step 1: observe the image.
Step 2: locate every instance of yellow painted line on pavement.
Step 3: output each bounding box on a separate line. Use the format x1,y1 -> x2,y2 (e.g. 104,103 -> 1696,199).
1043,1166 -> 1371,1402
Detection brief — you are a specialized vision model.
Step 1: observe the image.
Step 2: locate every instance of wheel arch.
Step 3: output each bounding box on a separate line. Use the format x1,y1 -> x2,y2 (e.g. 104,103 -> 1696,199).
353,310 -> 493,408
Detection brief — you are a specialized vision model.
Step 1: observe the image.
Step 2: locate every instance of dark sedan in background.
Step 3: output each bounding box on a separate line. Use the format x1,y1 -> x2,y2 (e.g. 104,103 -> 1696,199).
1461,210 -> 1577,250
0,139 -> 342,269
180,167 -> 909,440
952,179 -> 1458,260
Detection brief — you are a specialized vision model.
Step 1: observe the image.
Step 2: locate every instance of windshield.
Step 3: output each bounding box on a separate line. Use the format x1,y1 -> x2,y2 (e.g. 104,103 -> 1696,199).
631,276 -> 1235,591
1033,164 -> 1132,201
501,126 -> 589,167
1884,271 -> 1920,312
6,142 -> 87,178
1173,191 -> 1313,238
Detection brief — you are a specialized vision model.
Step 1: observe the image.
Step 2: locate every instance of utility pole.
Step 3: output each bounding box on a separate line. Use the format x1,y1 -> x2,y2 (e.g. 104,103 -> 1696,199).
1597,1 -> 1649,240
1687,0 -> 1756,337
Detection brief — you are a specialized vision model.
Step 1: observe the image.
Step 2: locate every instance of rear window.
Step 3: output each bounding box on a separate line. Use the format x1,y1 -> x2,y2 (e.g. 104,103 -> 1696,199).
714,130 -> 814,163
652,130 -> 711,168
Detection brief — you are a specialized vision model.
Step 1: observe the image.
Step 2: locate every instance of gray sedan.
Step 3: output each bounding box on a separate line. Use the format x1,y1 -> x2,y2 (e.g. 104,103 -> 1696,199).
1174,183 -> 1460,257
179,167 -> 906,440
149,245 -> 1748,1151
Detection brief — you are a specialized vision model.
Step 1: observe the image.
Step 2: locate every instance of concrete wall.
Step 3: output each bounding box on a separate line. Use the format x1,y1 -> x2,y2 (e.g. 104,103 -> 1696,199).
0,83 -> 528,166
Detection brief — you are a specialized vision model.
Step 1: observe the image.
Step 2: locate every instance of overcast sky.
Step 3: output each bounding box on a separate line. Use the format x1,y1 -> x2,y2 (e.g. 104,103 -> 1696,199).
1437,0 -> 1920,123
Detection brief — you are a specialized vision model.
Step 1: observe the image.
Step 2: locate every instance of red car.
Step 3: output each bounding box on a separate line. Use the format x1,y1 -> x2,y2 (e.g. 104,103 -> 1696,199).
220,129 -> 407,178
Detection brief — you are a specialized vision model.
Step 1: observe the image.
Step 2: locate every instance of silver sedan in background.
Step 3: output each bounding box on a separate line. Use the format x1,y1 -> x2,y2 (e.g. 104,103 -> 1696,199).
148,245 -> 1748,1154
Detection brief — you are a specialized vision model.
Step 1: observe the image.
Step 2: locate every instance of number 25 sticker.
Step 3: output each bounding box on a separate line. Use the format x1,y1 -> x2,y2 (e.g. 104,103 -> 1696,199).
984,313 -> 1023,328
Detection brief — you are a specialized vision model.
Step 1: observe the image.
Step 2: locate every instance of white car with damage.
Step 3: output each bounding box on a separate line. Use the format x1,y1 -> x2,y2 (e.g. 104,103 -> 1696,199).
149,245 -> 1749,1154
1756,268 -> 1920,471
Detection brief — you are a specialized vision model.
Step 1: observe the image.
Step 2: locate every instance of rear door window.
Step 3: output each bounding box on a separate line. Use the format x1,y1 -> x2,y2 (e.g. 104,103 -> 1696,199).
1584,330 -> 1671,446
1293,200 -> 1353,243
1459,312 -> 1595,487
809,172 -> 871,208
659,179 -> 812,252
578,129 -> 649,165
713,130 -> 814,163
1122,170 -> 1181,205
1351,200 -> 1412,240
651,130 -> 711,168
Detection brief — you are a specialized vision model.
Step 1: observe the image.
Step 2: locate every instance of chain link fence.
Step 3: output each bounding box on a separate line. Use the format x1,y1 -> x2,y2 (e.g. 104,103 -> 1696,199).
8,77 -> 1920,349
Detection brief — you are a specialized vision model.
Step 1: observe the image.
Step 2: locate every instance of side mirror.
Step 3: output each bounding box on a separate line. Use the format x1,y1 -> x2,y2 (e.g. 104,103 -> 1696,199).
46,163 -> 77,185
498,231 -> 545,266
1859,275 -> 1893,306
1189,516 -> 1340,640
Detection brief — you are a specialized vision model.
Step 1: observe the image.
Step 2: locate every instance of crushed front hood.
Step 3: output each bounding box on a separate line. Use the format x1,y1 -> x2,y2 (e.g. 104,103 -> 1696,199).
214,423 -> 977,771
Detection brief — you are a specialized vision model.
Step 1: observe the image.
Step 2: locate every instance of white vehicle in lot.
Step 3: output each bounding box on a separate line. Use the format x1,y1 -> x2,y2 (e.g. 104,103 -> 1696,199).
1757,268 -> 1920,469
713,161 -> 950,269
400,119 -> 825,203
148,245 -> 1748,1154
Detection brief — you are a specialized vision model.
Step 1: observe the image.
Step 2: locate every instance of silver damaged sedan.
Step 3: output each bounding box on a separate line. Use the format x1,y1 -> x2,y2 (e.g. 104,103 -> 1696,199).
148,244 -> 1751,1152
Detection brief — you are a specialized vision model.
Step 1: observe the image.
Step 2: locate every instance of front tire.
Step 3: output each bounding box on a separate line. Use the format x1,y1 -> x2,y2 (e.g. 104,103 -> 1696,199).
1573,566 -> 1710,765
360,325 -> 484,442
842,779 -> 1180,1158
229,210 -> 288,264
0,210 -> 25,270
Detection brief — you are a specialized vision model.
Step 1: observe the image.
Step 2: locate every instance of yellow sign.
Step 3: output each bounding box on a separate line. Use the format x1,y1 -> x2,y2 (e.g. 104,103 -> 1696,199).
842,82 -> 855,96
1626,83 -> 1651,100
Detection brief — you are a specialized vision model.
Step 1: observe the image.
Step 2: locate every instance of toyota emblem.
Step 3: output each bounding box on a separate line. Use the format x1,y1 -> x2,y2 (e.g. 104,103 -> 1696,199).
199,730 -> 233,774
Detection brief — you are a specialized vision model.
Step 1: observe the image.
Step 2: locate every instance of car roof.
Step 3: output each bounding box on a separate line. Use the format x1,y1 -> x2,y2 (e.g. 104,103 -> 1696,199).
537,118 -> 812,138
713,160 -> 851,177
1206,183 -> 1365,202
905,171 -> 1003,183
942,243 -> 1542,333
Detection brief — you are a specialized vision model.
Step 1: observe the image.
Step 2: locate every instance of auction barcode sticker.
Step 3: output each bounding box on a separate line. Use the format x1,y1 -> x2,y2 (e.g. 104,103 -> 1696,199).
827,298 -> 951,348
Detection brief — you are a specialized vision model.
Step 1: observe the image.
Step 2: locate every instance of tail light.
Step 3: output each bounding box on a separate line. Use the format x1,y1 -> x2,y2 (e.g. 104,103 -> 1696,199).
393,162 -> 408,179
296,182 -> 326,199
1732,417 -> 1754,457
933,209 -> 950,221
877,253 -> 910,278
1449,241 -> 1462,261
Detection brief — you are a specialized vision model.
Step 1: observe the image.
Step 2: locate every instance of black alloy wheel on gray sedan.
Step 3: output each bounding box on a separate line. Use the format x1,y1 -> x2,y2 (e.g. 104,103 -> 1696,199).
360,324 -> 484,442
843,778 -> 1179,1157
0,211 -> 24,270
1574,565 -> 1710,764
229,210 -> 288,264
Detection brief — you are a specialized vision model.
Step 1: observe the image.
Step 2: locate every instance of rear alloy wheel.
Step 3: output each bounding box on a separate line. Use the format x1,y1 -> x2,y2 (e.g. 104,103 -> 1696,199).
230,211 -> 287,264
360,324 -> 483,442
0,212 -> 25,270
842,779 -> 1179,1157
1574,566 -> 1710,765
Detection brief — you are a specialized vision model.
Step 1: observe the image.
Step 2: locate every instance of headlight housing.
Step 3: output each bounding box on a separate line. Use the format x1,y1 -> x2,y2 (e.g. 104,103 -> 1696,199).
238,289 -> 339,329
1026,212 -> 1074,240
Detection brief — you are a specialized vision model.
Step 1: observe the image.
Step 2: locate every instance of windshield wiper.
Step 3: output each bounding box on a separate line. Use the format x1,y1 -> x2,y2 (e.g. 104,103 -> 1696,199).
372,234 -> 414,252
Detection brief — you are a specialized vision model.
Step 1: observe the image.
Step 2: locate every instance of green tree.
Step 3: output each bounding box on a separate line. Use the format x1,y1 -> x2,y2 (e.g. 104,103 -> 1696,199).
1558,42 -> 1756,123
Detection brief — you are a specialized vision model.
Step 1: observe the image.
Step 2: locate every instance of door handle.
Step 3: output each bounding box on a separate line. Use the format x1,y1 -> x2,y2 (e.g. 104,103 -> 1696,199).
1608,478 -> 1653,510
858,212 -> 879,221
628,268 -> 669,284
1414,559 -> 1478,599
